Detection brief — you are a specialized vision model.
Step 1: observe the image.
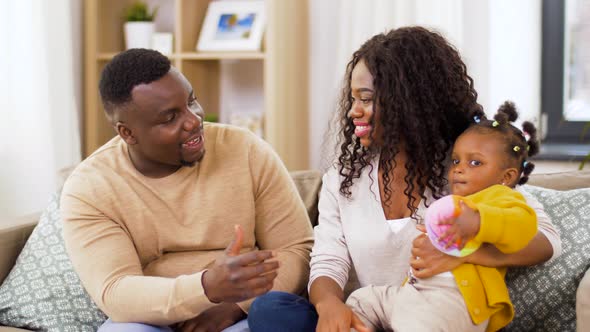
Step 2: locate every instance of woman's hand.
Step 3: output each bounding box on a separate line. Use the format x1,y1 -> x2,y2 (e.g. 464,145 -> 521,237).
315,296 -> 370,332
410,225 -> 465,278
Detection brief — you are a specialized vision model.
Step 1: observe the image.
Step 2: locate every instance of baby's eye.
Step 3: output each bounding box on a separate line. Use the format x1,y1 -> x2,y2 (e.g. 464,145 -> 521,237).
469,160 -> 482,166
452,159 -> 460,165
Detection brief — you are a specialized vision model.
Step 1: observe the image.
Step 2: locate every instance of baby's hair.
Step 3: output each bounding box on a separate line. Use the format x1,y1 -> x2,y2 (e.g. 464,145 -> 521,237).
467,101 -> 539,185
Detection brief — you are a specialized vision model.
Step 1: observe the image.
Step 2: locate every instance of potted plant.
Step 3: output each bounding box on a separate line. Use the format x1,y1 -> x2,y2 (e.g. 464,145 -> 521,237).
124,1 -> 158,49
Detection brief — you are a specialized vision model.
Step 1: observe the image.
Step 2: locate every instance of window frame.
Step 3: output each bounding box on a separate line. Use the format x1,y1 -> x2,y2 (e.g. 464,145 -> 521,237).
540,0 -> 590,160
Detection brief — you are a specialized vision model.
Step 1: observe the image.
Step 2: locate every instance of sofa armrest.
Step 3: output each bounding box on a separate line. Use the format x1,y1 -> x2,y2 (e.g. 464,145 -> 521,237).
0,213 -> 40,284
578,269 -> 590,332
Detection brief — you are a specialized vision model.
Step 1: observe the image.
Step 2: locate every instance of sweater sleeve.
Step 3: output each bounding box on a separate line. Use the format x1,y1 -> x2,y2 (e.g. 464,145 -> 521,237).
61,174 -> 214,326
308,170 -> 353,291
471,185 -> 538,254
244,136 -> 314,311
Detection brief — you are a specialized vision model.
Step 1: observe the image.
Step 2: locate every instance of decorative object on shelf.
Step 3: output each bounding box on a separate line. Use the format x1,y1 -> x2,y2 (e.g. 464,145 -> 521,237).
230,111 -> 263,137
124,1 -> 158,49
204,113 -> 219,123
151,32 -> 173,55
197,0 -> 266,52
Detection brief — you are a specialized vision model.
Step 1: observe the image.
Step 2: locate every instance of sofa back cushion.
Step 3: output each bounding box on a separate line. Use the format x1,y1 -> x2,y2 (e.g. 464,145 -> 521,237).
503,185 -> 590,331
0,193 -> 107,331
528,170 -> 590,191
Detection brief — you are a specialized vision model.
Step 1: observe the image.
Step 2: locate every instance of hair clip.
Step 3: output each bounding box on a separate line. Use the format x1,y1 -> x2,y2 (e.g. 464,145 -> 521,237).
526,145 -> 530,151
513,146 -> 521,152
473,115 -> 481,123
492,121 -> 499,127
523,160 -> 529,168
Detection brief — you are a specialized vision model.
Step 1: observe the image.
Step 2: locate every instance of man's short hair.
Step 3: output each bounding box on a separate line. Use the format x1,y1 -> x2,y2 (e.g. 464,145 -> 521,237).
99,48 -> 171,116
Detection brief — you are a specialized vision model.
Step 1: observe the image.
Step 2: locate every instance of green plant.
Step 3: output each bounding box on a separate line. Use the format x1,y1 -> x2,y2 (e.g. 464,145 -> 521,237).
125,1 -> 158,22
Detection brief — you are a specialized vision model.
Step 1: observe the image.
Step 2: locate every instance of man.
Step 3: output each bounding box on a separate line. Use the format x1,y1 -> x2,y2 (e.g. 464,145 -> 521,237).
61,49 -> 314,332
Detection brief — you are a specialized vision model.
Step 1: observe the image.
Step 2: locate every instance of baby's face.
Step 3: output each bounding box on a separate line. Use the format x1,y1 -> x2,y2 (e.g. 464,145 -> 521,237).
448,130 -> 508,196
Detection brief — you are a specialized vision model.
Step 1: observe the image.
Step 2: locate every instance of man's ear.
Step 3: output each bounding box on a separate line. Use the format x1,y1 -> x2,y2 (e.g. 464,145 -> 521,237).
502,168 -> 519,186
116,122 -> 137,145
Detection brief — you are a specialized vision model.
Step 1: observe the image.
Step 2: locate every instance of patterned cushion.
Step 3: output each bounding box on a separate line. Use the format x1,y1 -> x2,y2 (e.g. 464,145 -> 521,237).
504,186 -> 590,331
0,193 -> 107,331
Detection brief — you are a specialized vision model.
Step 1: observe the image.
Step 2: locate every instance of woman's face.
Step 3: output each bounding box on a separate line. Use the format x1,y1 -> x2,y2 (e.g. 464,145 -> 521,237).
348,60 -> 382,147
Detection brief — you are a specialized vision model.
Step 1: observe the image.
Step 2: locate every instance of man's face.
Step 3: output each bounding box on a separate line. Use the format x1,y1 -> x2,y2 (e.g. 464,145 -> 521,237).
117,68 -> 206,176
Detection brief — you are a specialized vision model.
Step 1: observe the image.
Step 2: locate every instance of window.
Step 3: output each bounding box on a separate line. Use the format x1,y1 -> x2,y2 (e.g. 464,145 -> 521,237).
541,0 -> 590,159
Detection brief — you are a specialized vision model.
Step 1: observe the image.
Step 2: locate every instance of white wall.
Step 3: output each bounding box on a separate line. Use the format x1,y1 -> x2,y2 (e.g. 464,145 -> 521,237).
308,0 -> 543,170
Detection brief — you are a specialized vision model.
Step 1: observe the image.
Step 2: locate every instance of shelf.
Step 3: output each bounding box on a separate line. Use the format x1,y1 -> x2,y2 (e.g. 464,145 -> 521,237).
97,52 -> 265,61
179,52 -> 266,60
97,52 -> 179,61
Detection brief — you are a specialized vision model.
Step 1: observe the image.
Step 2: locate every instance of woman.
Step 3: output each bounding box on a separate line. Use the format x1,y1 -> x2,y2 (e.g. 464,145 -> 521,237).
248,26 -> 561,332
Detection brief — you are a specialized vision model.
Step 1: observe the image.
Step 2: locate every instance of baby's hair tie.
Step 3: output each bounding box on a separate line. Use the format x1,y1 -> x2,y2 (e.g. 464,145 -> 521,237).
492,121 -> 499,127
513,146 -> 521,152
473,115 -> 481,123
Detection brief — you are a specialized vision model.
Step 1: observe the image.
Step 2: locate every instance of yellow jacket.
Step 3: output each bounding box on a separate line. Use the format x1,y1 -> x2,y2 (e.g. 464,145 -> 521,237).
451,185 -> 537,331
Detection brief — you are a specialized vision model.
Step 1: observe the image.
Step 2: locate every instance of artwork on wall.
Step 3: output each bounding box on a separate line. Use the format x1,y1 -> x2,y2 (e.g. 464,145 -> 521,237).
197,1 -> 266,52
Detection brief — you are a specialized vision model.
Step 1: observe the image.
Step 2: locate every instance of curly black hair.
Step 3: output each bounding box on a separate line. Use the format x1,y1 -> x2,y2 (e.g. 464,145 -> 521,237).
334,26 -> 484,217
467,101 -> 540,185
99,48 -> 171,117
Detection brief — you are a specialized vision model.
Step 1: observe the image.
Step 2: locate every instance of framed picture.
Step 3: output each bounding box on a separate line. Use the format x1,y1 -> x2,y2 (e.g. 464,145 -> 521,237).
196,1 -> 266,52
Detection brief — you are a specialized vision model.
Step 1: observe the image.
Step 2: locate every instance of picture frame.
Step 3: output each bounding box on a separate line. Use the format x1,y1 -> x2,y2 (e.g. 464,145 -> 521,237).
196,1 -> 266,52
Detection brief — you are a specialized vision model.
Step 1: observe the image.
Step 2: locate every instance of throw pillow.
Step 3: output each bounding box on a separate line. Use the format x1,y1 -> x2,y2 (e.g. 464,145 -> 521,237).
503,186 -> 590,331
0,193 -> 107,331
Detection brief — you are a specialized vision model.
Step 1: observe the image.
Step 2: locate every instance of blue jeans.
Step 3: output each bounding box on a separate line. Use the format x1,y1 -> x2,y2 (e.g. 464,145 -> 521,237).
248,291 -> 318,332
98,319 -> 173,332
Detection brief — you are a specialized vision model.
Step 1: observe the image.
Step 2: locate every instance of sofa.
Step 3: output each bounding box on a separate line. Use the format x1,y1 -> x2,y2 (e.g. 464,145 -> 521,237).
0,170 -> 589,331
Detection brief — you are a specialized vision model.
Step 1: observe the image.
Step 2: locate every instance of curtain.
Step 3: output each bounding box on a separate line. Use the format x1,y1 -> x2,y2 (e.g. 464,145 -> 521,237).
309,0 -> 540,170
0,0 -> 81,218
310,0 -> 464,170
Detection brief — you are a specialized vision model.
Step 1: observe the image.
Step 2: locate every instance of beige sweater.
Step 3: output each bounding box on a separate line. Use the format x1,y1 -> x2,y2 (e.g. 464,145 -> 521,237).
61,123 -> 313,326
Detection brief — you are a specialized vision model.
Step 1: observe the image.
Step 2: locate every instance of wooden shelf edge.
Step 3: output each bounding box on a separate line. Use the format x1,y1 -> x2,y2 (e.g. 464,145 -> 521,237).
97,52 -> 265,61
179,52 -> 266,60
97,52 -> 179,61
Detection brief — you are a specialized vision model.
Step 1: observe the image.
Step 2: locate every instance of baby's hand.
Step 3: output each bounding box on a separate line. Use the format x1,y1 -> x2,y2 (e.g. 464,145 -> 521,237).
436,201 -> 480,250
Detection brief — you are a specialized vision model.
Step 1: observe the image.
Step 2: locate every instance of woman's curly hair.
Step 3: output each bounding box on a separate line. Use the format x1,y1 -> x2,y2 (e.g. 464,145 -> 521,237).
335,26 -> 484,216
468,101 -> 540,185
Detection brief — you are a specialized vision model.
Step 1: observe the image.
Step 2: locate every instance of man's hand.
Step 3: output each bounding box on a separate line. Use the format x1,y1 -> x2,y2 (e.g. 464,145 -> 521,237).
177,303 -> 246,332
202,225 -> 279,303
410,225 -> 465,278
315,296 -> 371,332
436,201 -> 480,250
